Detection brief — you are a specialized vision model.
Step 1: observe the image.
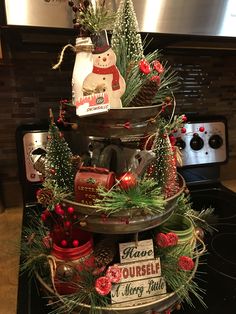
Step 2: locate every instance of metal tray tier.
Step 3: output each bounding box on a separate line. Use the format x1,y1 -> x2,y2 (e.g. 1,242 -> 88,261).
62,174 -> 186,234
68,104 -> 162,138
36,256 -> 199,314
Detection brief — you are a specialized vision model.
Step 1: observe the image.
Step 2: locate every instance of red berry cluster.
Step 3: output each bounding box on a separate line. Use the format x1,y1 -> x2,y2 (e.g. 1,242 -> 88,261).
139,59 -> 165,85
41,204 -> 81,248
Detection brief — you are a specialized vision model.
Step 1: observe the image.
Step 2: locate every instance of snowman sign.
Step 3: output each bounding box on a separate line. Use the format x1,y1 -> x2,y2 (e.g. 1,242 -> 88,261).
80,30 -> 126,112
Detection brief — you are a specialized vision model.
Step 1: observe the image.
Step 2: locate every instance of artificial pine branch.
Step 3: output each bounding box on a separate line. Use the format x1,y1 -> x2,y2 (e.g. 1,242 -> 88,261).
175,194 -> 216,234
95,177 -> 166,216
77,1 -> 116,34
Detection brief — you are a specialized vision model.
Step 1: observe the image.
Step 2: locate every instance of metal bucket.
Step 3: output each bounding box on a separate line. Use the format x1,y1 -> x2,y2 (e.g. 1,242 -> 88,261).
75,104 -> 162,138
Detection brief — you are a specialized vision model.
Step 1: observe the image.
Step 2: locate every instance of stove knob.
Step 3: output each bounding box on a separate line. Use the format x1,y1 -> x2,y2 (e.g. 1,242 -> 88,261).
208,134 -> 223,149
175,138 -> 186,150
190,134 -> 204,150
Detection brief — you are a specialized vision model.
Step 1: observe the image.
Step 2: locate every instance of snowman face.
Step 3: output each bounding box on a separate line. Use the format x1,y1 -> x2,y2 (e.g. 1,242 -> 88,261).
93,48 -> 116,68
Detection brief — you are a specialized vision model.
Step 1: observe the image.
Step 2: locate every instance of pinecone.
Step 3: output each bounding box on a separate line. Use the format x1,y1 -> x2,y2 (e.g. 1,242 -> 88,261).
130,79 -> 159,107
36,188 -> 54,206
94,238 -> 117,267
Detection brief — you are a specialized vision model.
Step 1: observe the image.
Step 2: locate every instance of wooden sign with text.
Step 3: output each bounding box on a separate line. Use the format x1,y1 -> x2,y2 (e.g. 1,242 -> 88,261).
119,239 -> 154,263
111,276 -> 166,304
111,239 -> 167,305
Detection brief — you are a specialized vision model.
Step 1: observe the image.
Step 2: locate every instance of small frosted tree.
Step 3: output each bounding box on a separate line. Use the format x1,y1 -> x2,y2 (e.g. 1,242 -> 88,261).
111,0 -> 144,78
45,110 -> 74,191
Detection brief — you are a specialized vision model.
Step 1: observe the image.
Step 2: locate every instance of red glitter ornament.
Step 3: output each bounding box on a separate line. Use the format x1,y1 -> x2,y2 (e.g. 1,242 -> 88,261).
178,256 -> 195,271
118,172 -> 137,190
156,233 -> 170,248
139,59 -> 151,74
106,266 -> 122,283
153,60 -> 164,73
95,276 -> 112,296
166,232 -> 178,246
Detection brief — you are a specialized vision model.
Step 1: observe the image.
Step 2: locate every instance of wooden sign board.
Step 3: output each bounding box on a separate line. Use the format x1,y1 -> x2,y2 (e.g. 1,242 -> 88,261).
111,276 -> 167,304
115,258 -> 161,283
119,239 -> 154,263
76,92 -> 110,116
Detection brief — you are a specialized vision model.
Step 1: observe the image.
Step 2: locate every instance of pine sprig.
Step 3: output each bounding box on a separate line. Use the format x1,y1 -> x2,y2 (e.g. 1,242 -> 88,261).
20,219 -> 50,278
175,194 -> 216,233
95,177 -> 166,216
77,2 -> 116,34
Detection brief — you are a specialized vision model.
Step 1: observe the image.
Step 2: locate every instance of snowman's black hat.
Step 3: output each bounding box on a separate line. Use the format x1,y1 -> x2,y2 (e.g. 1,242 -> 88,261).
91,30 -> 110,54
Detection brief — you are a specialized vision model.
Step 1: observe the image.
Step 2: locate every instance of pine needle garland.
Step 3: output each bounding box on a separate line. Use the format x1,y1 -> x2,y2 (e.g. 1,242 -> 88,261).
95,177 -> 166,216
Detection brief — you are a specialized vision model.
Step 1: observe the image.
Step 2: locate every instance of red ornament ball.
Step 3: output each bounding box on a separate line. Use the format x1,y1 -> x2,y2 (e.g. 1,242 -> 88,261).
178,256 -> 195,271
95,276 -> 112,296
72,239 -> 79,247
60,240 -> 68,247
67,206 -> 75,214
181,127 -> 186,134
118,172 -> 137,190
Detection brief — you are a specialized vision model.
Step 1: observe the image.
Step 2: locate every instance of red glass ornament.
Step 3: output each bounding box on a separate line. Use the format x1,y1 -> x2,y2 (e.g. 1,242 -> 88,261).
153,60 -> 164,73
118,172 -> 137,190
199,126 -> 205,132
178,256 -> 195,271
139,59 -> 151,75
95,276 -> 112,296
67,206 -> 75,214
72,239 -> 79,247
181,127 -> 186,134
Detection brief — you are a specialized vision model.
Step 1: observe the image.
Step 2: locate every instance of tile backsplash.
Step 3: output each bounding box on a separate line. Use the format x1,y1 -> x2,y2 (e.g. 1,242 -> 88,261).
0,32 -> 236,206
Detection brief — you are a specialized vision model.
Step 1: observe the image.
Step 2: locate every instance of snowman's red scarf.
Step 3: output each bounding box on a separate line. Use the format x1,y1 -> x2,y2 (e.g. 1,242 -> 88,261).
92,65 -> 120,91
